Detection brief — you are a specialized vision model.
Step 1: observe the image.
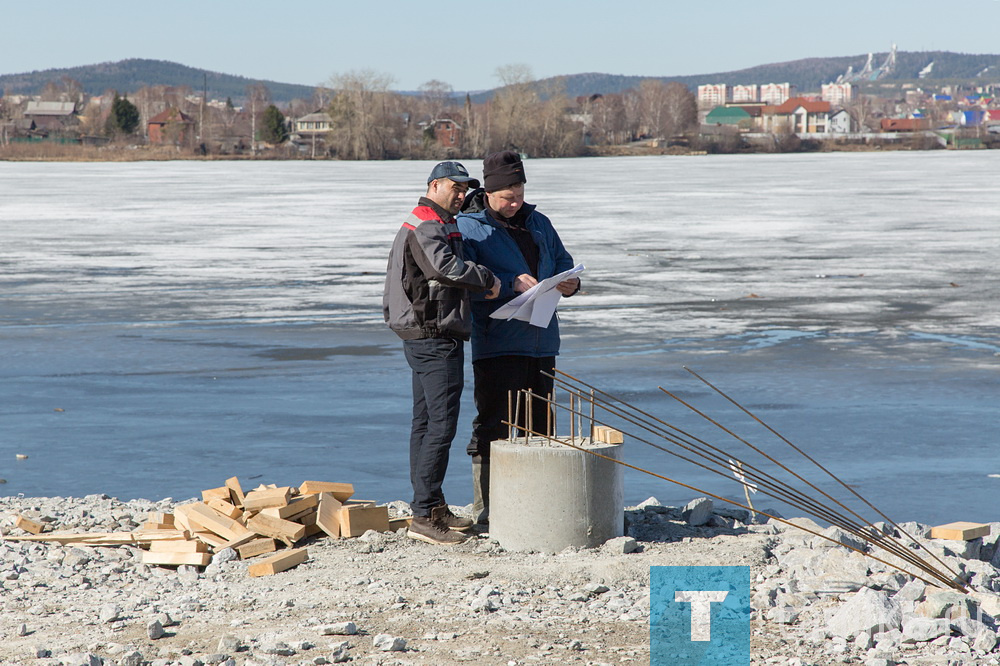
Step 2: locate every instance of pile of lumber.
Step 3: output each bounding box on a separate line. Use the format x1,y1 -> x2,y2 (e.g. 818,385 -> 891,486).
6,477 -> 407,577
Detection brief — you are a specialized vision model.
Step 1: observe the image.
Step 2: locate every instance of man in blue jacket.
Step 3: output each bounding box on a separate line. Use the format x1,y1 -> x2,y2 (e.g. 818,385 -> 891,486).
457,151 -> 580,525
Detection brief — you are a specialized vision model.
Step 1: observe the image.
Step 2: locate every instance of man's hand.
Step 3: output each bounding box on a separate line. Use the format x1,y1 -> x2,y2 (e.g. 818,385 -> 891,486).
484,276 -> 501,300
556,277 -> 580,296
514,273 -> 538,293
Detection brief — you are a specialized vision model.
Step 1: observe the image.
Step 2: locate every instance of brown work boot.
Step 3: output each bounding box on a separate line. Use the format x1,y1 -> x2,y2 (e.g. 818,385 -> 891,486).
407,507 -> 469,545
435,504 -> 473,532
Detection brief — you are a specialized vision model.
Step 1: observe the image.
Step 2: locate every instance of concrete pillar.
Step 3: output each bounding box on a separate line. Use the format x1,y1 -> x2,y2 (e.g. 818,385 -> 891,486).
489,436 -> 624,553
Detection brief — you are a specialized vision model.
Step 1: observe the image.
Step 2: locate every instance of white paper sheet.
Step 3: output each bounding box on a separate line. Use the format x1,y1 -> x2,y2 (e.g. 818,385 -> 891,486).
489,264 -> 585,328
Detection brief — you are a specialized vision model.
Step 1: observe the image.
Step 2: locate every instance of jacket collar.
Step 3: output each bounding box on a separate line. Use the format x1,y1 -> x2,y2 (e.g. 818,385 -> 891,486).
417,196 -> 454,223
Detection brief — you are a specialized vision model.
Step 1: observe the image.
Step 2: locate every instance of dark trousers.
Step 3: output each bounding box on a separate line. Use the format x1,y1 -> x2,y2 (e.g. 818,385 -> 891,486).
404,337 -> 463,517
467,355 -> 556,460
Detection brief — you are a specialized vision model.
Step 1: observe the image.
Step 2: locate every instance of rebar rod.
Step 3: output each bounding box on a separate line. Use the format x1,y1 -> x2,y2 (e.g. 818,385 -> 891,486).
681,366 -> 964,587
538,384 -> 962,589
504,410 -> 965,592
548,371 -> 961,583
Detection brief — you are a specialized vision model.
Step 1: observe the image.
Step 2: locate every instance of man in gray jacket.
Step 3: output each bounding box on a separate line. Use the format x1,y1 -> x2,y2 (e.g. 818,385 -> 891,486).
383,161 -> 499,545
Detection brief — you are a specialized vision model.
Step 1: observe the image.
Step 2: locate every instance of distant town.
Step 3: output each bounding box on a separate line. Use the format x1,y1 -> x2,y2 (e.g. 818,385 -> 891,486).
2,49 -> 999,160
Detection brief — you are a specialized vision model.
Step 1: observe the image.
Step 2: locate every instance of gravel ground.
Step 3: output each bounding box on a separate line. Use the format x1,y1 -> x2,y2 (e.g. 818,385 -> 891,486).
1,494 -> 998,666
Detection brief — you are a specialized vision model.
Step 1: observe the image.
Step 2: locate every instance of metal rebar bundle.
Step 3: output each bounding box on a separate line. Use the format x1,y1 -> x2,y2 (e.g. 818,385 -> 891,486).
503,369 -> 970,594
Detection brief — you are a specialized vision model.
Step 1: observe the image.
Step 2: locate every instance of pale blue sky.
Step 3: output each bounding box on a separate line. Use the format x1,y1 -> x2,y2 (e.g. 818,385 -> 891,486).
4,1 -> 999,91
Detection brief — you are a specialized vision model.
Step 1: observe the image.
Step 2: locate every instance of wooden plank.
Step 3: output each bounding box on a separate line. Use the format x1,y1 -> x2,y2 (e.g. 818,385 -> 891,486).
246,513 -> 306,546
149,539 -> 209,553
592,425 -> 624,444
192,531 -> 228,550
243,487 -> 292,511
146,512 -> 174,526
388,518 -> 411,531
202,486 -> 231,503
931,522 -> 991,541
15,515 -> 45,535
142,551 -> 212,567
220,531 -> 259,552
206,497 -> 243,520
141,521 -> 176,531
172,503 -> 197,533
225,476 -> 246,507
236,538 -> 277,560
340,504 -> 390,538
185,503 -> 254,542
247,548 -> 308,577
4,530 -> 188,545
344,499 -> 376,508
316,492 -> 343,538
297,481 -> 354,502
259,493 -> 319,520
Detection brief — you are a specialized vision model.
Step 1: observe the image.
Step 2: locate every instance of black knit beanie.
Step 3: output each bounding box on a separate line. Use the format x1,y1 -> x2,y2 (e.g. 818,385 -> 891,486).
482,150 -> 526,191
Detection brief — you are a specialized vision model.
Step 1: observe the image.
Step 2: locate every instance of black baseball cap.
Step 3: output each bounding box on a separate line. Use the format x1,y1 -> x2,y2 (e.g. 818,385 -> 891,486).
427,161 -> 480,189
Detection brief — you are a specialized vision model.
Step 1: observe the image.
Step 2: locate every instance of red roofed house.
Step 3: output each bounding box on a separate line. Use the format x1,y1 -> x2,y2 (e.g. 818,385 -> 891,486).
762,97 -> 832,134
148,108 -> 195,146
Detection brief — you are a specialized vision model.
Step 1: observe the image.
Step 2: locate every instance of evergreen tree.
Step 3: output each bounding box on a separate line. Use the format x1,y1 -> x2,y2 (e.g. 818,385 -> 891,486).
261,104 -> 288,144
106,93 -> 140,136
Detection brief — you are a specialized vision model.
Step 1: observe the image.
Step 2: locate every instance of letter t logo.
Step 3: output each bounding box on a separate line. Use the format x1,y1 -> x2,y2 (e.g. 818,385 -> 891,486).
674,590 -> 729,641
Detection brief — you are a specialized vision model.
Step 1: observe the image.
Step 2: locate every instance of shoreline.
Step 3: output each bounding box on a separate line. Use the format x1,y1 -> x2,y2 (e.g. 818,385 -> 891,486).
0,139 -> 986,163
2,493 -> 998,665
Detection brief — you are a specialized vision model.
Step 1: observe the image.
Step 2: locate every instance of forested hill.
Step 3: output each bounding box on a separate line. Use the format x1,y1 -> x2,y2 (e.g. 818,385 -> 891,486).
476,50 -> 1000,102
3,51 -> 999,104
0,59 -> 317,103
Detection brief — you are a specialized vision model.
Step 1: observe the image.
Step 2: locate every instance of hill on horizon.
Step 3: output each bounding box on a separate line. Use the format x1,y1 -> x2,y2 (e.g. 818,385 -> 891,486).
0,59 -> 318,104
2,51 -> 999,106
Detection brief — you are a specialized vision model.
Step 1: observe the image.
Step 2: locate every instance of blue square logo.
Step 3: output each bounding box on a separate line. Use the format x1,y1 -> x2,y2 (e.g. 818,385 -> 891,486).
650,566 -> 753,665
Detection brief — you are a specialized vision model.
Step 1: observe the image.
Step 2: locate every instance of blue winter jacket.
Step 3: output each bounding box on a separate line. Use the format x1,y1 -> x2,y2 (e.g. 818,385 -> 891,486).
457,203 -> 576,361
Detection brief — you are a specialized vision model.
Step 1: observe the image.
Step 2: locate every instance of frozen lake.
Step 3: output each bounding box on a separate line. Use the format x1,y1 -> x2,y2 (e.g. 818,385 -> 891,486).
1,152 -> 998,526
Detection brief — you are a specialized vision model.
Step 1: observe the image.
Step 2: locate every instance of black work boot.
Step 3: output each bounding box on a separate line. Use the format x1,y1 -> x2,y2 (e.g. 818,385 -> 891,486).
407,506 -> 469,545
471,457 -> 490,525
435,504 -> 473,532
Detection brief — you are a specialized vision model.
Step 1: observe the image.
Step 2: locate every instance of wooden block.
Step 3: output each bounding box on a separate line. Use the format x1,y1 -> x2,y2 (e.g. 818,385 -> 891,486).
344,499 -> 376,507
246,513 -> 306,546
201,486 -> 231,503
220,531 -> 259,552
259,494 -> 319,520
15,515 -> 45,534
236,537 -> 277,560
142,551 -> 212,567
206,497 -> 243,520
192,530 -> 228,550
388,518 -> 411,531
247,548 -> 308,577
172,503 -> 197,533
149,539 -> 209,553
303,523 -> 324,538
146,512 -> 174,526
243,487 -> 292,511
316,492 -> 343,538
297,481 -> 354,502
340,504 -> 390,538
185,503 -> 254,541
141,521 -> 176,531
931,522 -> 991,541
225,476 -> 246,507
592,425 -> 624,444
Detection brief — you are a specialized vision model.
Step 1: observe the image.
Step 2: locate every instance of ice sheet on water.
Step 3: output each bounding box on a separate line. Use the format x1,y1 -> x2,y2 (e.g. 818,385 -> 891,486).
0,153 -> 997,524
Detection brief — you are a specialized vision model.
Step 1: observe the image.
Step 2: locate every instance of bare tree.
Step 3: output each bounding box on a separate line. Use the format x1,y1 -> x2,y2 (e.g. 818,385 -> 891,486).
489,64 -> 538,152
326,69 -> 396,160
662,82 -> 698,137
418,79 -> 454,120
245,84 -> 271,154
